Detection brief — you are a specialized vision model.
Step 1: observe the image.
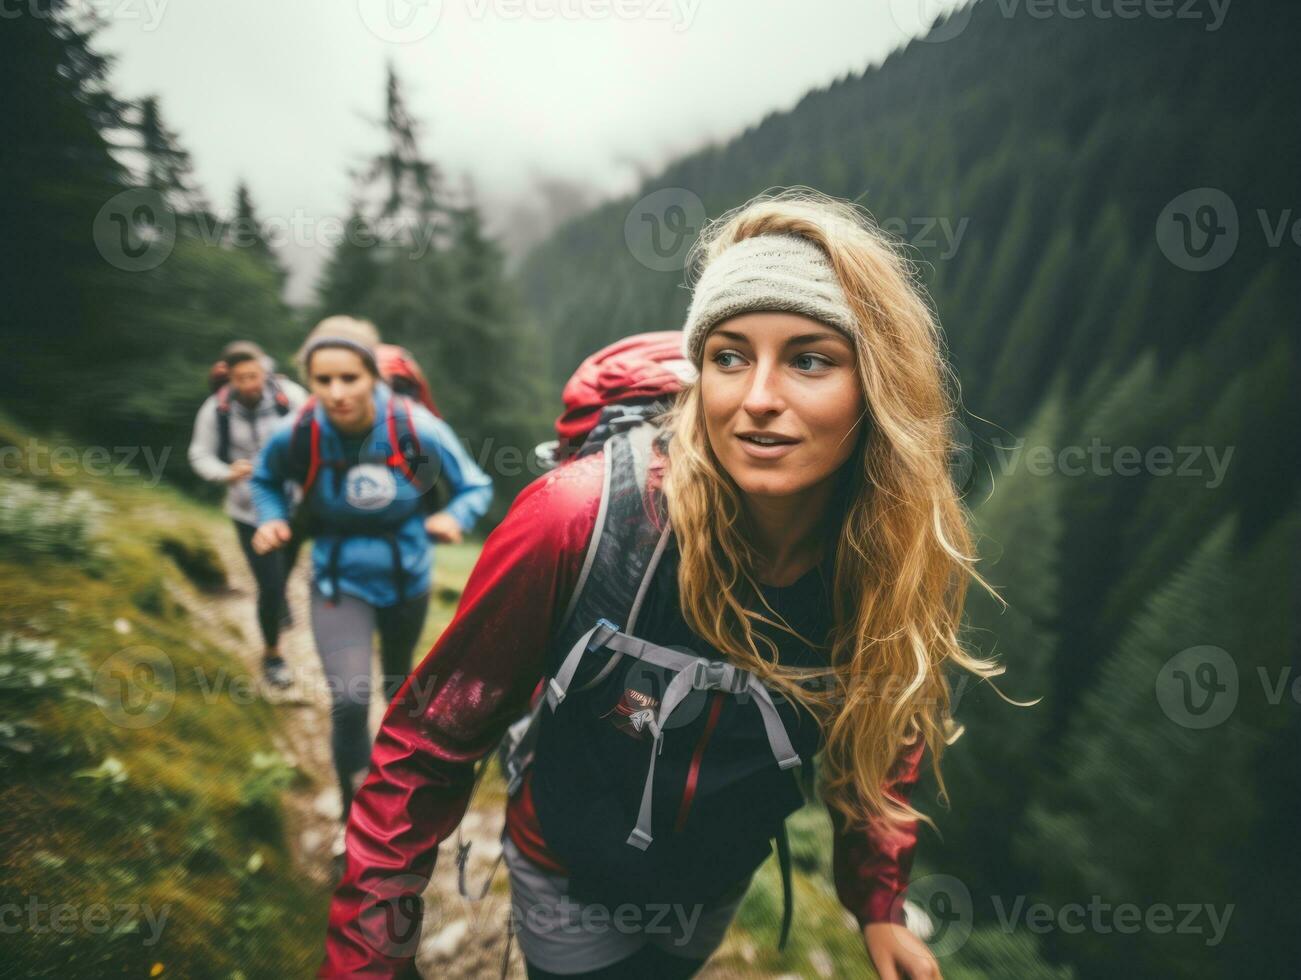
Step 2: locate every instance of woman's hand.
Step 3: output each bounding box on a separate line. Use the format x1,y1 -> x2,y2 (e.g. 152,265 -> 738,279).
864,922 -> 941,980
252,520 -> 292,555
424,512 -> 464,544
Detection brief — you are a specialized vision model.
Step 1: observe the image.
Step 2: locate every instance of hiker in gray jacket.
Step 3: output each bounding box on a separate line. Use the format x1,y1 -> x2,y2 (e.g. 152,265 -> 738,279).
188,340 -> 309,688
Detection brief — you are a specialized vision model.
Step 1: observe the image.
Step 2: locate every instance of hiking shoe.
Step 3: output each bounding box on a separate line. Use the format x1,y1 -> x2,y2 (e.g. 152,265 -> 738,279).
262,655 -> 293,690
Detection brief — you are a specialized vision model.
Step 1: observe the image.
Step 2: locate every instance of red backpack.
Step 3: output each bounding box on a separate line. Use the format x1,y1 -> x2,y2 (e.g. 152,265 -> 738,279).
377,343 -> 441,418
532,330 -> 695,469
207,360 -> 231,393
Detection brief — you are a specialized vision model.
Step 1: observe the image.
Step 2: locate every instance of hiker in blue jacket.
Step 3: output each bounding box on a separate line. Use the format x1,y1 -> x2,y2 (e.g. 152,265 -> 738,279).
249,316 -> 493,843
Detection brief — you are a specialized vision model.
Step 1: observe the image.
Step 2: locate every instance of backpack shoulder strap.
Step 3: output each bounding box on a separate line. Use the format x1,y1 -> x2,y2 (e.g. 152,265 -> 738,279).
268,374 -> 292,415
551,424 -> 669,669
286,397 -> 321,496
385,394 -> 422,484
215,384 -> 232,464
775,820 -> 794,952
460,427 -> 670,894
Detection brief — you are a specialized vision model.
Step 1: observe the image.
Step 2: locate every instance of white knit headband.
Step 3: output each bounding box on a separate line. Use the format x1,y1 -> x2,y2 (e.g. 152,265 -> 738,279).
302,336 -> 378,373
681,233 -> 858,364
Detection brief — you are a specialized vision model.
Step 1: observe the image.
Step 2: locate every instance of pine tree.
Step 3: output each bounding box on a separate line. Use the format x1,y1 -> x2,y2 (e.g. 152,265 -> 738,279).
1059,205 -> 1133,392
310,70 -> 545,514
356,62 -> 443,239
228,180 -> 283,286
1021,516 -> 1253,979
130,95 -> 207,218
930,381 -> 1067,900
313,206 -> 382,323
1214,501 -> 1301,978
1102,333 -> 1294,639
0,0 -> 126,387
0,3 -> 295,482
1046,351 -> 1161,722
986,226 -> 1076,421
956,183 -> 1042,390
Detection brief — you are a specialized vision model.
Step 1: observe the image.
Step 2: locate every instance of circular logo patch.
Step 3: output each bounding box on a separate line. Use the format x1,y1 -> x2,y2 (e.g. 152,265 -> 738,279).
345,464 -> 397,511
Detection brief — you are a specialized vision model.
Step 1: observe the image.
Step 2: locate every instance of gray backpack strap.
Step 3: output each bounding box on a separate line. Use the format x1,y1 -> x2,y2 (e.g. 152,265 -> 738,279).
624,650 -> 802,852
553,436 -> 616,636
462,427 -> 672,904
552,425 -> 669,660
497,427 -> 668,798
547,620 -> 621,709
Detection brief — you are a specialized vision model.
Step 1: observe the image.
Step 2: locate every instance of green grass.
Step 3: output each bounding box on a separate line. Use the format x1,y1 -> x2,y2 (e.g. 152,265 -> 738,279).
426,537 -> 480,635
0,416 -> 327,979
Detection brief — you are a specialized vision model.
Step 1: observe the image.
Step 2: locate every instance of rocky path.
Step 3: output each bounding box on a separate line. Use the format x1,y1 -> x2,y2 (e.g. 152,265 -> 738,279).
191,527 -> 524,978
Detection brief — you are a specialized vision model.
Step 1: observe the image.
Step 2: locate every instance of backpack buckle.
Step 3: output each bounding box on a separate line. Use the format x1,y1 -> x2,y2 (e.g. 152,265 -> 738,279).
587,618 -> 620,652
547,677 -> 568,707
689,659 -> 748,694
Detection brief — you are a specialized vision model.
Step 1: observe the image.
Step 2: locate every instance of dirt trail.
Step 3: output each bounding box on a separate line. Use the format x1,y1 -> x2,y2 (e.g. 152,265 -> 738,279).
190,526 -> 524,978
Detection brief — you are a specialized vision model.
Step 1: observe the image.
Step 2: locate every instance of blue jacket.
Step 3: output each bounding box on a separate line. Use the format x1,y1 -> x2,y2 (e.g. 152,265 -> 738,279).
251,383 -> 493,608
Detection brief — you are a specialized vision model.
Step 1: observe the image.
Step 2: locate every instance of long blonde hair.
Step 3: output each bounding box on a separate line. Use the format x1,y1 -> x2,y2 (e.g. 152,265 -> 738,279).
661,187 -> 1007,837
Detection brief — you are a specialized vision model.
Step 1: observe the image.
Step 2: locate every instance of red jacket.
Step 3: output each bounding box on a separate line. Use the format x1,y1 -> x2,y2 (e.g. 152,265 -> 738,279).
318,450 -> 925,977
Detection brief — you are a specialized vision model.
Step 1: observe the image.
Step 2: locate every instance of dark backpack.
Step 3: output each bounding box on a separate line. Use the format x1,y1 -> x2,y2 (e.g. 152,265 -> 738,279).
214,376 -> 293,464
461,425 -> 819,963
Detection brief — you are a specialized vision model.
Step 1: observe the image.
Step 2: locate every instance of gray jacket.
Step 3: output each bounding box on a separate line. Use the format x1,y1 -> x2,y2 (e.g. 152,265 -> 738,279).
188,377 -> 309,525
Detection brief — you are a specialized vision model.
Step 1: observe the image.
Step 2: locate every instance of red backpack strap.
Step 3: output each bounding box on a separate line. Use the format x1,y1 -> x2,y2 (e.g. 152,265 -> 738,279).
287,397 -> 322,497
386,395 -> 422,485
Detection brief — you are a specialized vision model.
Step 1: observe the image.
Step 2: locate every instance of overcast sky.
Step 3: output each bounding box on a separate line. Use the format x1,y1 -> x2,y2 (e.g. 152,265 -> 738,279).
97,0 -> 964,302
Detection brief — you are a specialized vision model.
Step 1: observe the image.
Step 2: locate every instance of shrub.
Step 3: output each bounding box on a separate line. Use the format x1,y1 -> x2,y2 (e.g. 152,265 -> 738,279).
0,481 -> 108,564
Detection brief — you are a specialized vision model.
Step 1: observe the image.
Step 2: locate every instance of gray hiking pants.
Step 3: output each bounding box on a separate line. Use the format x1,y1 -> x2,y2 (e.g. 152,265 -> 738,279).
501,832 -> 750,976
309,587 -> 429,819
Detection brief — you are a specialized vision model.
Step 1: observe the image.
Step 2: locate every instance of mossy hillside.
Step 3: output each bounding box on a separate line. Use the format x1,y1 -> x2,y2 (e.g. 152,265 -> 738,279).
0,415 -> 327,979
